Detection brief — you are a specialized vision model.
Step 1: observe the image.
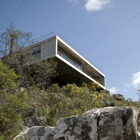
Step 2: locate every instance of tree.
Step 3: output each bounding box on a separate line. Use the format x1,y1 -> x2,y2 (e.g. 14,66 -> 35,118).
0,22 -> 34,78
0,22 -> 32,56
0,59 -> 18,93
28,58 -> 57,89
0,59 -> 28,139
0,22 -> 57,88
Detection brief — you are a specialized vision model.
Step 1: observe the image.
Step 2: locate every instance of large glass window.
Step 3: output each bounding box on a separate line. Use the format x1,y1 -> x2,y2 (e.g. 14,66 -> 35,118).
61,52 -> 68,60
75,60 -> 82,70
57,46 -> 82,70
32,45 -> 41,59
69,55 -> 75,65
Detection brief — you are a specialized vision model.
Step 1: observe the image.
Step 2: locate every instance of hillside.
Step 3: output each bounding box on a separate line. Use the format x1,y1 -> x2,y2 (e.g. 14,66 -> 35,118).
1,58 -> 140,140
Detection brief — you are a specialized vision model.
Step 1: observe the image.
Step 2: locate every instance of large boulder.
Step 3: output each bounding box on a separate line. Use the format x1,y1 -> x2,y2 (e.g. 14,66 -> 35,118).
100,90 -> 110,95
54,108 -> 101,140
54,106 -> 138,140
113,94 -> 124,101
23,116 -> 46,127
14,106 -> 139,140
97,107 -> 138,140
14,126 -> 54,140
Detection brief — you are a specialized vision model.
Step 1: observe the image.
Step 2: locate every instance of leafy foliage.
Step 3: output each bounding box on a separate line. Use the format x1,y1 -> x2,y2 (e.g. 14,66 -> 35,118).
0,59 -> 28,140
0,22 -> 57,89
27,58 -> 57,89
0,59 -> 18,92
1,64 -> 140,139
0,22 -> 32,56
0,22 -> 57,139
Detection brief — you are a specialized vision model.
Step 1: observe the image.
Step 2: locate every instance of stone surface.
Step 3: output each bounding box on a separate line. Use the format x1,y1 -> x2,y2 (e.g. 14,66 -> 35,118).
14,126 -> 54,140
14,107 -> 139,140
54,106 -> 138,140
54,108 -> 101,140
137,111 -> 140,139
23,116 -> 46,127
100,90 -> 110,95
104,102 -> 115,107
113,94 -> 124,101
98,107 -> 138,140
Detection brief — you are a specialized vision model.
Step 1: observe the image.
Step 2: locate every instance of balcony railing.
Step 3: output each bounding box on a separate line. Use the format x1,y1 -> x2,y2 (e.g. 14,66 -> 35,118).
25,32 -> 103,73
57,51 -> 103,86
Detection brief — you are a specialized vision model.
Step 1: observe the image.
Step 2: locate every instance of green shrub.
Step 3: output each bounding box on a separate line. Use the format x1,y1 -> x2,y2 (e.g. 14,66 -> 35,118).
0,59 -> 28,139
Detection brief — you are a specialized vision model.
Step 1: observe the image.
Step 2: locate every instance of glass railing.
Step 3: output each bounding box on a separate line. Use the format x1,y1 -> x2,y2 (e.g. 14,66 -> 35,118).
57,52 -> 104,86
26,32 -> 103,73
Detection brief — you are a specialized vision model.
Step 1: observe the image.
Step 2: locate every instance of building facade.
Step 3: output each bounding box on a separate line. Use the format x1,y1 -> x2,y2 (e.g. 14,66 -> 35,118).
30,35 -> 106,89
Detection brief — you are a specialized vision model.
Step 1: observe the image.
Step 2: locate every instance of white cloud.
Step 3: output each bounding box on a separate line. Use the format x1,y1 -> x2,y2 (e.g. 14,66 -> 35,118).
132,71 -> 140,89
85,0 -> 113,12
108,87 -> 119,94
124,83 -> 131,88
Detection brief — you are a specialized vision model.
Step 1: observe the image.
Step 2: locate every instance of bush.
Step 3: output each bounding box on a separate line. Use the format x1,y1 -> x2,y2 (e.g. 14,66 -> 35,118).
0,59 -> 28,139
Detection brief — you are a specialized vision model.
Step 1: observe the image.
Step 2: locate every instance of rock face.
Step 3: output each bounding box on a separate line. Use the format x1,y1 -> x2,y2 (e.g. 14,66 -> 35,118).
104,102 -> 115,107
14,126 -> 54,140
100,90 -> 110,95
97,107 -> 138,140
14,106 -> 139,140
23,116 -> 46,127
113,94 -> 124,101
54,108 -> 101,140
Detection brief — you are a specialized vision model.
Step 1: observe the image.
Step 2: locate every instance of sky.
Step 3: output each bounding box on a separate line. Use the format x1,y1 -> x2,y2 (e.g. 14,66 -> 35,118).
0,0 -> 140,101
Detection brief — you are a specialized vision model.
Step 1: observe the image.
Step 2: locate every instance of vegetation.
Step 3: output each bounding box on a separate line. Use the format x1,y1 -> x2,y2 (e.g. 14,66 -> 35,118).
0,22 -> 32,56
0,59 -> 28,139
0,23 -> 57,139
1,61 -> 140,140
0,22 -> 57,89
1,23 -> 140,139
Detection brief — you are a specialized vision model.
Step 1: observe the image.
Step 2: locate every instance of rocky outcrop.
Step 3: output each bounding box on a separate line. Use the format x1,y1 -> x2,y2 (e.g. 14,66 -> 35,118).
14,126 -> 54,140
113,94 -> 124,101
97,107 -> 138,140
14,106 -> 139,140
23,116 -> 46,127
100,89 -> 110,95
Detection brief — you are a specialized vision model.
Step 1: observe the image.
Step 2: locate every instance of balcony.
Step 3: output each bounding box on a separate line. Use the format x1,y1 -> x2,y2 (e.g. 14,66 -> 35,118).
57,46 -> 103,86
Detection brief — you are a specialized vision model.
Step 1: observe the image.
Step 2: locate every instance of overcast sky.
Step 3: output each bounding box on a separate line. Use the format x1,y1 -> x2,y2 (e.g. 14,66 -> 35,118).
0,0 -> 140,101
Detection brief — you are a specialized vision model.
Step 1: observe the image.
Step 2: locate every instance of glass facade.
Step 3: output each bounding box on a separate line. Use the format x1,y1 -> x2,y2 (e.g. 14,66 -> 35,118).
57,46 -> 82,70
32,45 -> 41,59
57,45 -> 104,86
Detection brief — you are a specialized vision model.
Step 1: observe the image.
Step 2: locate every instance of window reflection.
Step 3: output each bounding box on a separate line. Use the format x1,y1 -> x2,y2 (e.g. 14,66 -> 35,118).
57,46 -> 82,70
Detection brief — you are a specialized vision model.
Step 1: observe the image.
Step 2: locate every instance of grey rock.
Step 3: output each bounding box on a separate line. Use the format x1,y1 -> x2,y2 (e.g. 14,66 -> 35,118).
54,107 -> 138,140
14,107 -> 139,140
113,94 -> 124,101
14,126 -> 54,140
54,109 -> 101,140
100,90 -> 110,95
23,116 -> 46,127
98,106 -> 138,140
20,87 -> 25,92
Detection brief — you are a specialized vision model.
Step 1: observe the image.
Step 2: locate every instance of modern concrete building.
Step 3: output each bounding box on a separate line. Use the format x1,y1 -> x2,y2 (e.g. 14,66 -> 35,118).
30,33 -> 106,89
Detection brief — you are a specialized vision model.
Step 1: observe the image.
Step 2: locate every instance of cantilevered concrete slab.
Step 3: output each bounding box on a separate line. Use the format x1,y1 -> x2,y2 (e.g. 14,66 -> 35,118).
30,34 -> 106,90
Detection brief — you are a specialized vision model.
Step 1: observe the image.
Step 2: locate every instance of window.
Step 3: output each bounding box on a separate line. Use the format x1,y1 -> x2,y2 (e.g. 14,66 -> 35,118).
69,55 -> 75,65
57,45 -> 82,70
32,45 -> 41,58
75,60 -> 82,70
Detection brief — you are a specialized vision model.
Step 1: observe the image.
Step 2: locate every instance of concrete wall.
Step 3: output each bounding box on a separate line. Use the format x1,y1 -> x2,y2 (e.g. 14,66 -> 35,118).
40,37 -> 56,60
